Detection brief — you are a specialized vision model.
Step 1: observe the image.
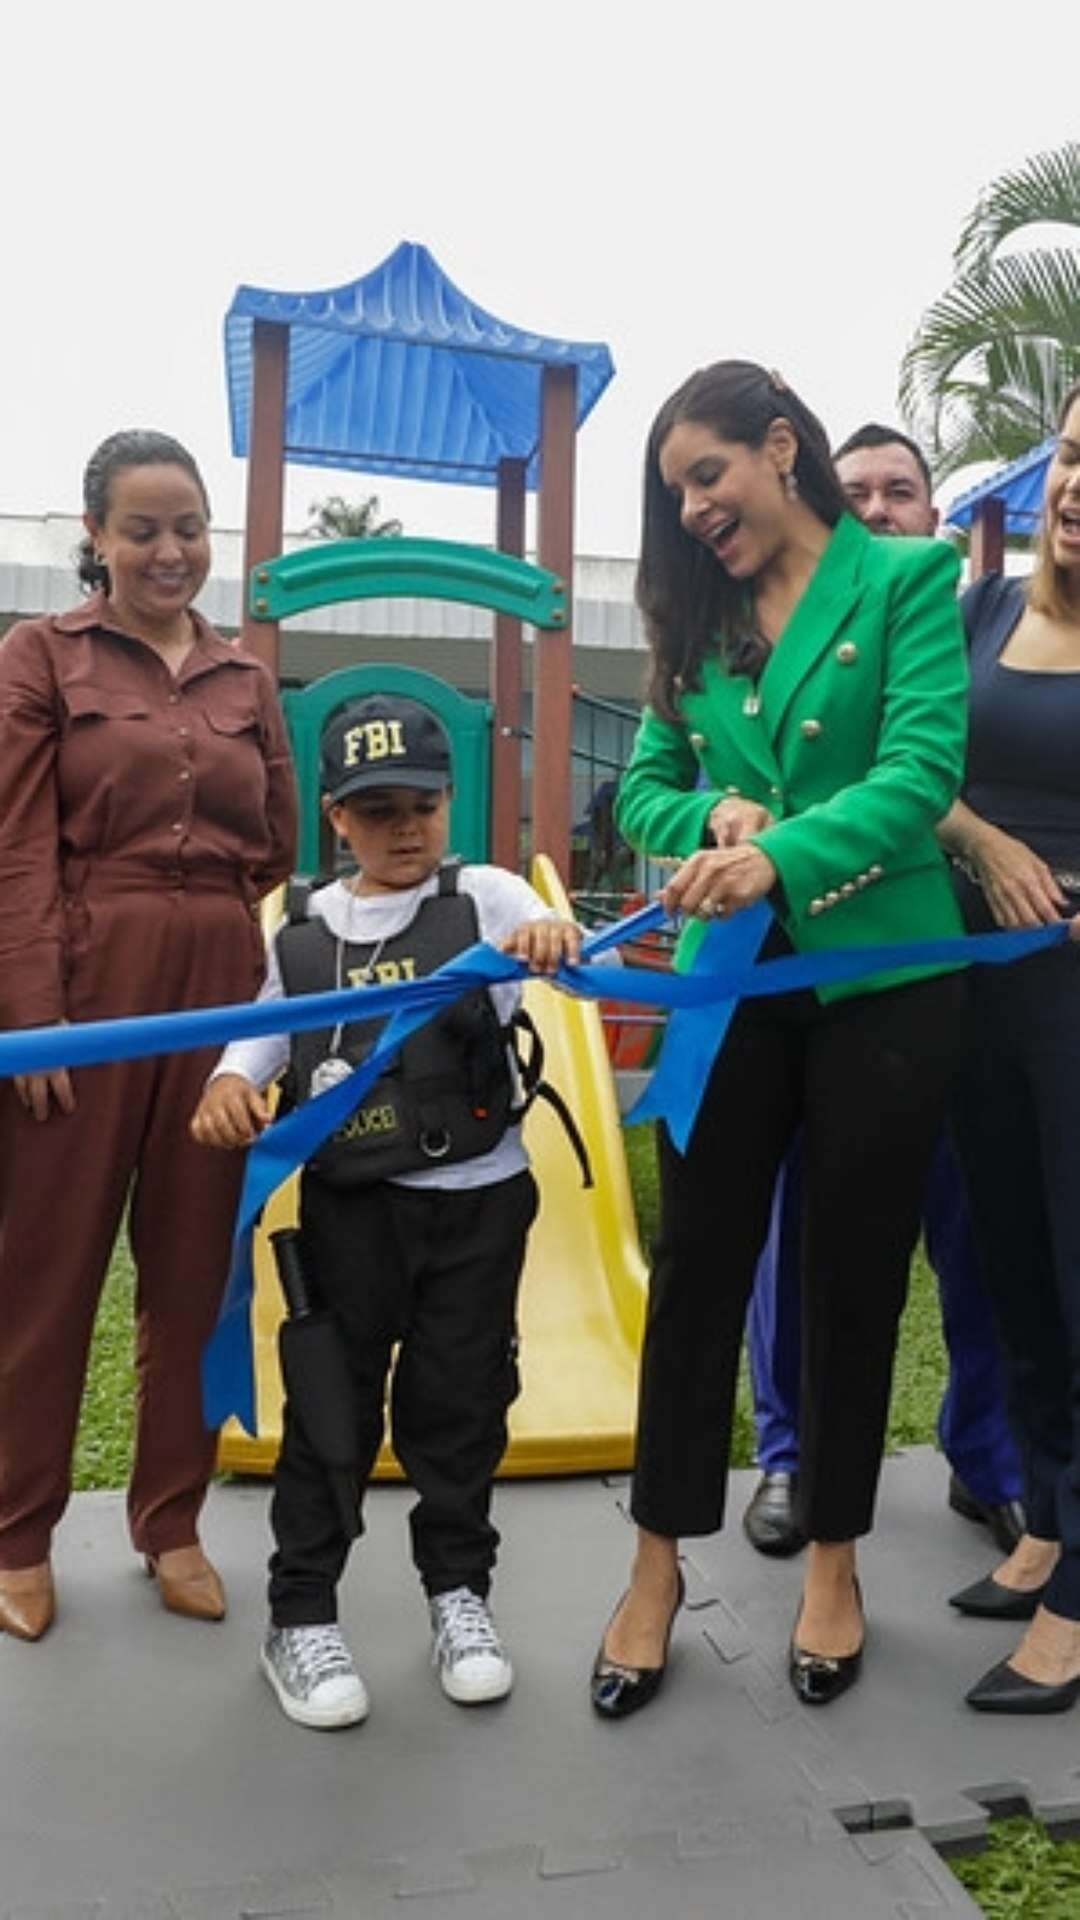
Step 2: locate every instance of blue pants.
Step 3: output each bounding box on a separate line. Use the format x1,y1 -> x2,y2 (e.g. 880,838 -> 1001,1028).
747,1132 -> 1022,1504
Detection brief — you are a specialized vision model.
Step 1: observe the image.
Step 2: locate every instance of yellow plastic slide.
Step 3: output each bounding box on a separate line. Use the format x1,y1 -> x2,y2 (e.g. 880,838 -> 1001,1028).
216,857 -> 648,1479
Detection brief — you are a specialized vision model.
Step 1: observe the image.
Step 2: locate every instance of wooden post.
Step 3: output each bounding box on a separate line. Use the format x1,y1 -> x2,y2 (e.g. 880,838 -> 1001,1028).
240,320 -> 288,675
491,458 -> 527,870
969,496 -> 1005,579
533,365 -> 577,877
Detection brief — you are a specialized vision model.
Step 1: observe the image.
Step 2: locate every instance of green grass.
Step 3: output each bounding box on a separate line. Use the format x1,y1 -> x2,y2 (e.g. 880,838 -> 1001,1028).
79,1129 -> 1077,1914
951,1819 -> 1080,1917
73,1234 -> 136,1490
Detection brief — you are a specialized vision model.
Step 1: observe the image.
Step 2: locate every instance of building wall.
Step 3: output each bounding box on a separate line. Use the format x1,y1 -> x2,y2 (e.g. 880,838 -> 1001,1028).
0,514 -> 647,883
0,515 -> 648,703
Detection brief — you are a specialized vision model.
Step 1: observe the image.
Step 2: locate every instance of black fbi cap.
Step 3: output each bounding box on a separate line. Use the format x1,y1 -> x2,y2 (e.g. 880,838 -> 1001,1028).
320,696 -> 453,804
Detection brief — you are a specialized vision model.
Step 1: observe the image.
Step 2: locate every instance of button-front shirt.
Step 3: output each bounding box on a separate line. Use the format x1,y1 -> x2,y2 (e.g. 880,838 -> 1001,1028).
0,593 -> 297,1026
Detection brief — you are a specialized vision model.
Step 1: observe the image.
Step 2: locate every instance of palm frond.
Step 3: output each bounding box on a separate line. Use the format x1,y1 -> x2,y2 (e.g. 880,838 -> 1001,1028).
899,249 -> 1080,446
305,493 -> 403,540
929,388 -> 1056,484
954,142 -> 1080,275
902,142 -> 1080,487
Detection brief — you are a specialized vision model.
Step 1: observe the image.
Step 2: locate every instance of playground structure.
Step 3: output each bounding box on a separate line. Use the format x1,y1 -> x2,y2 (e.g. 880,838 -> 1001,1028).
4,248 -> 1061,1920
946,432 -> 1055,572
217,252 -> 648,1478
217,546 -> 648,1478
225,240 -> 614,881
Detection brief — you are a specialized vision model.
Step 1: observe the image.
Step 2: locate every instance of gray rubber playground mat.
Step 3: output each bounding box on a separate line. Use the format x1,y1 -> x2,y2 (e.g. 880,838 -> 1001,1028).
684,1446 -> 1080,1850
0,1461 -> 1034,1917
0,1831 -> 979,1920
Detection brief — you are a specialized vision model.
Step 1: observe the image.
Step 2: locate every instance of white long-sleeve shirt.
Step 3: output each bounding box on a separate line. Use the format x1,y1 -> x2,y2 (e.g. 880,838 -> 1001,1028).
212,864 -> 555,1191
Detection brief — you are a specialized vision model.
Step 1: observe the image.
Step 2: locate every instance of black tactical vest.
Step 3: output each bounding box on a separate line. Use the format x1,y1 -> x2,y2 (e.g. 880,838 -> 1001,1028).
277,865 -> 516,1188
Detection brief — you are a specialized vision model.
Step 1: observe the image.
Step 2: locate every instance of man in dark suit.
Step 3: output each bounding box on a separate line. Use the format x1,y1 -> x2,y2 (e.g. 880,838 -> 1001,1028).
742,423 -> 1025,1560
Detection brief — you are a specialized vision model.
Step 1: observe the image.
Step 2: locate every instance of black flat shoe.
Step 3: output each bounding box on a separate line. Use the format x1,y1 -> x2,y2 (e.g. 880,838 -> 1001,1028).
966,1658 -> 1080,1715
948,1474 -> 1026,1555
742,1471 -> 806,1557
590,1571 -> 685,1720
789,1577 -> 864,1707
949,1573 -> 1047,1620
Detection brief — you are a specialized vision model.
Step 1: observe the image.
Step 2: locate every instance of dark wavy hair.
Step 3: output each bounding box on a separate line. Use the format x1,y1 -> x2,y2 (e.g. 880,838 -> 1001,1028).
77,429 -> 210,594
636,361 -> 848,718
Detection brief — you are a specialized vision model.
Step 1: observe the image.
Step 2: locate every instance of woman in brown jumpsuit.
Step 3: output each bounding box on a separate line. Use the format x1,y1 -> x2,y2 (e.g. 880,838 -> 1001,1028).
0,431 -> 296,1637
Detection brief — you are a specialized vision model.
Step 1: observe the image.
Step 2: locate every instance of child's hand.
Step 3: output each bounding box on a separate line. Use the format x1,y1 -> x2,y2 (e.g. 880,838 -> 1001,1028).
190,1073 -> 271,1149
501,916 -> 582,977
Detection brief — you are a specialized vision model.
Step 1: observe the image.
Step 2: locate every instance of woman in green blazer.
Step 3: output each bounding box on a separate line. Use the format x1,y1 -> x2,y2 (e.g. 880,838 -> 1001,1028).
591,362 -> 968,1718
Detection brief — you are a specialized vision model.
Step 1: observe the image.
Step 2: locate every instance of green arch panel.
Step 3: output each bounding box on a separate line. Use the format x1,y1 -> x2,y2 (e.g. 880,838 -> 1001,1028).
282,664 -> 492,875
251,537 -> 567,629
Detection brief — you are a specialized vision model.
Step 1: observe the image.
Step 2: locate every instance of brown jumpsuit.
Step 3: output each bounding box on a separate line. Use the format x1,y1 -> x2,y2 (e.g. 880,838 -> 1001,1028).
0,594 -> 296,1566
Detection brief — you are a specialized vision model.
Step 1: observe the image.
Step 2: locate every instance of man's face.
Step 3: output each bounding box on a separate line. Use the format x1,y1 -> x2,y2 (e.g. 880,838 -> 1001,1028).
835,442 -> 938,538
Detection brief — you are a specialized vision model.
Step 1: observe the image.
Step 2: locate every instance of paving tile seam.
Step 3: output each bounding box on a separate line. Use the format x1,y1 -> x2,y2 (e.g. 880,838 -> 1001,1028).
855,1829 -> 987,1915
2,1838 -> 986,1920
524,1479 -> 995,1871
16,1469 -> 1080,1916
729,1651 -> 1004,1852
583,1516 -> 998,1861
2,1812 -> 923,1917
688,1597 -> 996,1854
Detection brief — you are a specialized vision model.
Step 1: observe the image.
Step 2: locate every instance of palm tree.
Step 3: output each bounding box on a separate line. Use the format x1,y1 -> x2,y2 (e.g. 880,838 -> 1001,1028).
306,494 -> 403,540
900,143 -> 1080,482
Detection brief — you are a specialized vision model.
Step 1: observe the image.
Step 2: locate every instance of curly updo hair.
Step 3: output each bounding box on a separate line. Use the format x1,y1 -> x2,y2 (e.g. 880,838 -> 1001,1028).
77,429 -> 211,594
636,360 -> 848,719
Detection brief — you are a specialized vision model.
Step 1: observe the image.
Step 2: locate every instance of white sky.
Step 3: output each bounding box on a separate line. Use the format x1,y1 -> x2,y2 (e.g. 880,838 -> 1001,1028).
3,0 -> 1076,558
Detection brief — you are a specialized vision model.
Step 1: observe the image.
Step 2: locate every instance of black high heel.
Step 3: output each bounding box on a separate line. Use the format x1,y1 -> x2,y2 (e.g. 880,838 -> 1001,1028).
590,1569 -> 685,1720
789,1574 -> 864,1707
966,1658 -> 1080,1715
949,1573 -> 1047,1620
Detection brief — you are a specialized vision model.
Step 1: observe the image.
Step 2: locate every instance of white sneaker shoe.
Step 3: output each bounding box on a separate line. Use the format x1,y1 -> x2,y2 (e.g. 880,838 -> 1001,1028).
260,1624 -> 369,1729
429,1586 -> 513,1704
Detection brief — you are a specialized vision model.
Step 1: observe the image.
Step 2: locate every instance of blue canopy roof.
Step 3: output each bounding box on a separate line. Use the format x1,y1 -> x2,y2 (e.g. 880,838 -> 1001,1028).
945,436 -> 1053,534
224,242 -> 615,491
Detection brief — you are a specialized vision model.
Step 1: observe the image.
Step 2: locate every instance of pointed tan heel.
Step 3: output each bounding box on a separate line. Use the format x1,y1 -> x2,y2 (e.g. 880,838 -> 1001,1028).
145,1546 -> 226,1622
0,1561 -> 55,1640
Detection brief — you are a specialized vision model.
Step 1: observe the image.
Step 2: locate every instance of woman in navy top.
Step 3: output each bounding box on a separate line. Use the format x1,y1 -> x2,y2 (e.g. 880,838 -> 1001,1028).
939,379 -> 1080,1714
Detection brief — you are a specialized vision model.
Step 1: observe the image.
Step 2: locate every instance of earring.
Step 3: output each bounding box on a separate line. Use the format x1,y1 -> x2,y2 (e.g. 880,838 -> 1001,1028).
95,551 -> 107,565
783,470 -> 799,502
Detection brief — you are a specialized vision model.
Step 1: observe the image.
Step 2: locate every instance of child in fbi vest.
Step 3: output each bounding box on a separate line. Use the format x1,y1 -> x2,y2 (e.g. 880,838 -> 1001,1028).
191,695 -> 580,1729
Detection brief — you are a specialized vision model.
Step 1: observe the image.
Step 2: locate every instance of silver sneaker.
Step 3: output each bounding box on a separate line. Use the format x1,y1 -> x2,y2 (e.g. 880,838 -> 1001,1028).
429,1586 -> 513,1704
260,1624 -> 369,1729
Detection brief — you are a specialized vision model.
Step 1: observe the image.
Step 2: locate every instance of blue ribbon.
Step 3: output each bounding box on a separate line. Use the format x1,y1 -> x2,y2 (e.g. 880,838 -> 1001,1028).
202,908 -> 673,1432
5,914 -> 1063,1082
202,909 -> 1070,1433
0,901 -> 1068,1434
625,901 -> 773,1149
627,915 -> 1069,1150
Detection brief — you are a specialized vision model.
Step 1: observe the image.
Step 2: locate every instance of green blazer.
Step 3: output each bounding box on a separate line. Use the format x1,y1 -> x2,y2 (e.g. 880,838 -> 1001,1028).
616,513 -> 968,1000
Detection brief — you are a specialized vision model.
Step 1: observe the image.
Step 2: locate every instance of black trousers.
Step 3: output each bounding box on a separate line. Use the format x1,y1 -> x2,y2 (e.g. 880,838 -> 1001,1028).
951,875 -> 1080,1619
631,968 -> 965,1542
268,1169 -> 538,1626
